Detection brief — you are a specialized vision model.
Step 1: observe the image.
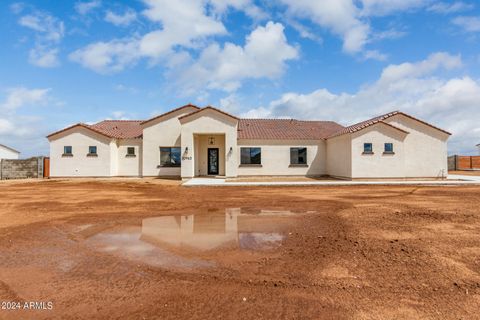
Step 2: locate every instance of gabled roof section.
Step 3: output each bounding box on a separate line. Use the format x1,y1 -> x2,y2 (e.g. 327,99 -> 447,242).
47,120 -> 143,140
141,104 -> 200,125
238,119 -> 344,140
328,111 -> 450,139
0,144 -> 20,154
178,106 -> 239,121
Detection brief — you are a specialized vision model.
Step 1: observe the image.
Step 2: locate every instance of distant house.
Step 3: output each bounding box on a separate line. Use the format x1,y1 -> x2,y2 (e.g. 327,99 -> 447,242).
0,144 -> 20,160
47,105 -> 451,180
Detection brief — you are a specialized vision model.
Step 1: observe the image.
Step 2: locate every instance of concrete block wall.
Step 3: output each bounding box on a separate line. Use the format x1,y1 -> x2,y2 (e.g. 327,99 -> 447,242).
0,157 -> 44,180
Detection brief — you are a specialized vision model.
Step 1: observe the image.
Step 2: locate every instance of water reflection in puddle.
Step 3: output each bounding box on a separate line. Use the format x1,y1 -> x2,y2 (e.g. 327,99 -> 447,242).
86,208 -> 301,270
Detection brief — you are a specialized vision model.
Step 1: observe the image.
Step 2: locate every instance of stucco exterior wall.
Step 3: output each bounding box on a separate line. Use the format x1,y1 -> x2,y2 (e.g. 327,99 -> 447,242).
117,139 -> 142,176
49,127 -> 112,177
195,134 -> 226,176
350,123 -> 407,178
385,115 -> 449,178
0,146 -> 19,160
236,140 -> 326,176
142,107 -> 197,177
326,135 -> 352,179
180,110 -> 238,179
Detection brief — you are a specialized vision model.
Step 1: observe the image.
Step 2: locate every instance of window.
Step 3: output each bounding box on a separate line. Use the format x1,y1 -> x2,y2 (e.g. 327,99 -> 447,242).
384,143 -> 394,154
290,147 -> 307,165
127,147 -> 136,156
63,146 -> 72,155
160,147 -> 181,167
363,143 -> 373,154
88,146 -> 97,155
241,147 -> 261,165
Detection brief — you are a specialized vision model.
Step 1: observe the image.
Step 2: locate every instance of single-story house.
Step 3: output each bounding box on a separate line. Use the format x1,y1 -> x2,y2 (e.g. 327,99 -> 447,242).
47,105 -> 451,180
0,144 -> 20,160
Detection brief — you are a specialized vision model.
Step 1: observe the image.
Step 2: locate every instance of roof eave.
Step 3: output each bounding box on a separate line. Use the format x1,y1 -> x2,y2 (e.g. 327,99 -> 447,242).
394,112 -> 452,136
0,144 -> 20,154
178,106 -> 239,121
46,123 -> 113,140
141,104 -> 200,126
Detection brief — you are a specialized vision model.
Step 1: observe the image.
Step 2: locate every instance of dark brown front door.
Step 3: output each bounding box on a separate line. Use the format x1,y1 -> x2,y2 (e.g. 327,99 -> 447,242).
208,148 -> 219,175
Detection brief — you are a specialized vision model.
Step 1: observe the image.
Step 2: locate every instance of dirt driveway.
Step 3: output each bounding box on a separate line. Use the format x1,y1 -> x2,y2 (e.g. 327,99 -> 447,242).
0,179 -> 479,319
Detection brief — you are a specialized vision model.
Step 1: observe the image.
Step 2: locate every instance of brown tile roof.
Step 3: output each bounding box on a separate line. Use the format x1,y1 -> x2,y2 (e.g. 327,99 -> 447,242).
328,111 -> 451,138
90,120 -> 143,139
47,120 -> 143,139
238,119 -> 344,140
179,106 -> 239,121
141,104 -> 200,125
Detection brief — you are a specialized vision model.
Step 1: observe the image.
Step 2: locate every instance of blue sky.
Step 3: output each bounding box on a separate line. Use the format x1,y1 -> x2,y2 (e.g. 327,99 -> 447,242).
1,0 -> 479,157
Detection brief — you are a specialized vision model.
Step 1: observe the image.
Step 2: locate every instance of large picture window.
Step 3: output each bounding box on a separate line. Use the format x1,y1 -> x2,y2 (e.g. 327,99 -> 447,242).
160,147 -> 181,167
240,147 -> 261,165
290,147 -> 307,165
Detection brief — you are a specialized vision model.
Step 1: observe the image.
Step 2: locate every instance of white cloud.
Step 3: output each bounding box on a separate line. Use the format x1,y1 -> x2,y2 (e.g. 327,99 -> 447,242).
360,0 -> 430,16
1,87 -> 51,110
243,52 -> 479,154
105,9 -> 137,26
10,2 -> 25,14
69,38 -> 140,74
0,119 -> 14,135
209,0 -> 267,19
452,16 -> 480,32
28,47 -> 60,68
17,11 -> 64,67
110,111 -> 131,120
363,50 -> 388,61
171,21 -> 298,93
139,0 -> 227,58
379,52 -> 462,82
279,0 -> 455,54
0,88 -> 52,155
75,0 -> 101,15
70,0 -> 230,73
280,0 -> 370,53
428,2 -> 474,14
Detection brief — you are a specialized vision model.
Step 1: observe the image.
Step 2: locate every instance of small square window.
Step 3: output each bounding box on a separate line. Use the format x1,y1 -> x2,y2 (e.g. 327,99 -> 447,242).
88,146 -> 97,155
363,143 -> 373,154
384,143 -> 394,153
64,146 -> 72,155
127,147 -> 135,156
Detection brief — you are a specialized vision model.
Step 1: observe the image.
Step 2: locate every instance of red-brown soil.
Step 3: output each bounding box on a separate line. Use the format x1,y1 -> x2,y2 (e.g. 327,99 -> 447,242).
0,179 -> 479,319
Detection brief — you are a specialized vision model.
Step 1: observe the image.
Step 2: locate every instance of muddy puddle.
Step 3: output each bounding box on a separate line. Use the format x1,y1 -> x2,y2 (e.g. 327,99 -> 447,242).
84,208 -> 304,270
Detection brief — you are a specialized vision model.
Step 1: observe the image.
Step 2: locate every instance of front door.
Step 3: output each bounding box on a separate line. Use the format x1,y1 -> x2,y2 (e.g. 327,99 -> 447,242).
208,148 -> 219,175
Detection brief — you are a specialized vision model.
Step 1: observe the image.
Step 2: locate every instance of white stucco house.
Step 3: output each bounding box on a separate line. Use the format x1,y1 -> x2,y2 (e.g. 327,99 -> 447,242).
0,144 -> 20,160
47,105 -> 451,180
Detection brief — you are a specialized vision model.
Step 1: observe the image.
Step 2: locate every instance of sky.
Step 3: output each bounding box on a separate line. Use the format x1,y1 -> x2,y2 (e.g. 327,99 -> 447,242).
1,0 -> 479,157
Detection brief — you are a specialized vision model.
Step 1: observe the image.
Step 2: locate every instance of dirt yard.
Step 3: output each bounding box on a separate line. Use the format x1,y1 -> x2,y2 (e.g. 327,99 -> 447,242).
449,170 -> 480,176
0,179 -> 479,319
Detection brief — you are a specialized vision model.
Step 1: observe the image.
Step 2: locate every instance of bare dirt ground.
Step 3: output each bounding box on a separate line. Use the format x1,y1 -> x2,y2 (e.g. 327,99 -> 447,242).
226,176 -> 336,182
449,170 -> 480,176
0,179 -> 480,319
